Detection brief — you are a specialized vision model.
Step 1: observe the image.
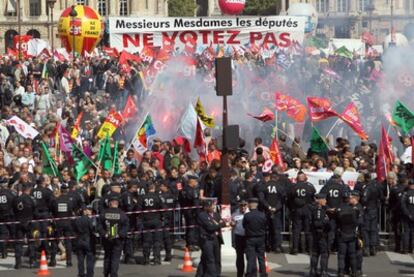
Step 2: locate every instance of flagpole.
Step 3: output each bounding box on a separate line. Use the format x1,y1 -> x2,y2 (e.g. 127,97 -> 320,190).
275,127 -> 301,148
274,110 -> 278,139
326,118 -> 341,138
126,111 -> 149,152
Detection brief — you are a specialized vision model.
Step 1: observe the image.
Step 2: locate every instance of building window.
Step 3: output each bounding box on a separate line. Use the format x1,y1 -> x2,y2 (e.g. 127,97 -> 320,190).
27,29 -> 41,38
337,0 -> 349,12
119,0 -> 128,15
362,21 -> 368,28
5,29 -> 18,50
98,0 -> 108,16
359,0 -> 370,11
316,0 -> 329,12
76,0 -> 89,5
29,0 -> 41,16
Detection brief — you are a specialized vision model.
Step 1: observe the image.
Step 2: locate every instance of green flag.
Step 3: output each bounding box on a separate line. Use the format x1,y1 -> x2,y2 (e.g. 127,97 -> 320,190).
40,142 -> 61,178
98,136 -> 112,171
310,127 -> 328,153
392,100 -> 414,134
335,46 -> 353,59
113,141 -> 122,176
72,143 -> 94,181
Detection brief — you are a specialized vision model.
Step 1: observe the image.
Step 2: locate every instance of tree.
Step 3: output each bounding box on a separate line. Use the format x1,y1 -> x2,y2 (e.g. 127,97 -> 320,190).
168,0 -> 197,17
243,0 -> 281,15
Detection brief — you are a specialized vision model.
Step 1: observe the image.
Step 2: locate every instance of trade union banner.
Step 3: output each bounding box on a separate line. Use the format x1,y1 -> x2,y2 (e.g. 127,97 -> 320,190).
108,16 -> 306,53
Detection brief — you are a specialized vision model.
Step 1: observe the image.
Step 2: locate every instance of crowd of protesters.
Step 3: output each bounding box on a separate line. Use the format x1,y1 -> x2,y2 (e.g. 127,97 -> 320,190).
0,43 -> 411,277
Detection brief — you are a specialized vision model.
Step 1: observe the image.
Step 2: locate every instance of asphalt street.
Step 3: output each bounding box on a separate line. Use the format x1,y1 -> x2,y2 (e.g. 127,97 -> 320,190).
0,249 -> 414,276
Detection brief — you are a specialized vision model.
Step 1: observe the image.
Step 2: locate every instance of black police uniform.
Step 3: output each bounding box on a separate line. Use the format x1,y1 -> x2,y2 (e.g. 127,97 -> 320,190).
73,209 -> 96,277
159,188 -> 176,261
258,179 -> 286,252
243,202 -> 268,277
289,180 -> 316,253
389,182 -> 406,252
13,188 -> 38,268
139,191 -> 164,265
309,197 -> 330,277
336,201 -> 362,276
360,181 -> 383,255
120,188 -> 138,263
98,197 -> 129,277
50,190 -> 77,266
196,208 -> 226,277
0,186 -> 15,258
320,176 -> 349,250
180,182 -> 200,249
32,185 -> 54,255
401,186 -> 414,253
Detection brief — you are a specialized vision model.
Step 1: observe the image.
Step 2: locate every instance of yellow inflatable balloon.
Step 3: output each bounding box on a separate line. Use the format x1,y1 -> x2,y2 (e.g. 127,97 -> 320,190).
58,5 -> 103,56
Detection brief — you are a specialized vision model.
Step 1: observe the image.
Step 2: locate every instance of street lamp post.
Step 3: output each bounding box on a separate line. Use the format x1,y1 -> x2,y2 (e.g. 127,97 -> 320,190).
47,0 -> 57,51
17,0 -> 21,60
69,5 -> 78,62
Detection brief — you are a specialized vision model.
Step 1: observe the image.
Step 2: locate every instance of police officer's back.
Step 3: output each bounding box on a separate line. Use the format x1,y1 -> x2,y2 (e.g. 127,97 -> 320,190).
159,181 -> 176,261
0,180 -> 15,258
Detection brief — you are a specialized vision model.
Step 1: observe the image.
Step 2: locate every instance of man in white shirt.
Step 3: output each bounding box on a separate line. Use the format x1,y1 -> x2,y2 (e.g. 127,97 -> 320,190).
14,81 -> 25,97
231,201 -> 250,277
17,148 -> 35,173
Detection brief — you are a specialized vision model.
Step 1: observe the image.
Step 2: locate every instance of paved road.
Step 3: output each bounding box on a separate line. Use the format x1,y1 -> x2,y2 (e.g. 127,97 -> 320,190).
0,249 -> 413,276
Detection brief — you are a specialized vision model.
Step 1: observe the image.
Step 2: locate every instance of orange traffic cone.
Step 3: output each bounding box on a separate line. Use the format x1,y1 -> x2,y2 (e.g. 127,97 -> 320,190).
264,252 -> 271,273
181,247 -> 194,272
37,250 -> 50,276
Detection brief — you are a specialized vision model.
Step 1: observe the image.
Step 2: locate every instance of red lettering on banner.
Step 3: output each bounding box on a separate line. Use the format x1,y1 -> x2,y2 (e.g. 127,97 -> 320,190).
279,32 -> 291,47
179,31 -> 198,44
263,33 -> 277,46
123,34 -> 140,48
227,30 -> 241,44
250,32 -> 263,44
213,31 -> 225,44
143,33 -> 154,47
162,32 -> 178,46
199,30 -> 210,44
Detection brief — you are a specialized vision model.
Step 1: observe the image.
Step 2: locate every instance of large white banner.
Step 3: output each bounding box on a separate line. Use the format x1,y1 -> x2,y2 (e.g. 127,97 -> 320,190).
108,16 -> 306,53
285,170 -> 360,192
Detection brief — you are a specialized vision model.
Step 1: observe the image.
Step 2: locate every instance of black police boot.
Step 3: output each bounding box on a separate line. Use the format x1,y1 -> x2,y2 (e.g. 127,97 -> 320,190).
153,256 -> 161,265
164,252 -> 172,262
48,256 -> 56,267
14,258 -> 22,270
320,271 -> 329,277
370,246 -> 377,256
143,255 -> 150,265
309,268 -> 317,277
356,270 -> 363,277
290,249 -> 298,255
1,249 -> 7,259
363,248 -> 369,257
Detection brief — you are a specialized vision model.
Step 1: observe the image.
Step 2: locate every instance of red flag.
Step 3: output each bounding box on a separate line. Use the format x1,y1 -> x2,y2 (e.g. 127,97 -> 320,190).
194,117 -> 207,160
122,95 -> 138,121
119,50 -> 141,65
173,136 -> 191,153
339,102 -> 369,140
275,92 -> 307,122
248,107 -> 275,122
307,97 -> 339,122
13,35 -> 32,57
7,48 -> 17,58
103,46 -> 119,57
376,126 -> 394,182
270,137 -> 286,171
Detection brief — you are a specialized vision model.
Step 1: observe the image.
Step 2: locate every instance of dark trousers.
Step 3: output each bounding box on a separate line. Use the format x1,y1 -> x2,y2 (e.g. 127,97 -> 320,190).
392,212 -> 403,252
338,238 -> 356,274
183,210 -> 198,247
51,222 -> 73,265
76,241 -> 94,277
0,217 -> 13,256
292,208 -> 311,252
246,236 -> 268,277
142,220 -> 162,261
310,233 -> 329,273
362,209 -> 378,249
103,239 -> 123,277
235,234 -> 246,277
268,211 -> 283,250
36,213 -> 51,256
403,217 -> 414,252
123,217 -> 136,260
328,218 -> 337,250
15,222 -> 35,265
196,236 -> 221,277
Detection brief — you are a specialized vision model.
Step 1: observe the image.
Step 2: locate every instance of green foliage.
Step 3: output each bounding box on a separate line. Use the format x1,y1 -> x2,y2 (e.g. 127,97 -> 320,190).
243,0 -> 281,15
168,0 -> 197,17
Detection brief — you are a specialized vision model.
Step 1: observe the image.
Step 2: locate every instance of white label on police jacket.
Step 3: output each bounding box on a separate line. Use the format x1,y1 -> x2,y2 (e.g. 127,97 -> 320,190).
105,213 -> 121,220
58,203 -> 68,212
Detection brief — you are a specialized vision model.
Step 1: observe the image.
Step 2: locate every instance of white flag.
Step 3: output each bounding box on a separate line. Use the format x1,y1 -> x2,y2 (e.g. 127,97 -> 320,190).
177,103 -> 198,143
6,116 -> 39,139
27,39 -> 49,57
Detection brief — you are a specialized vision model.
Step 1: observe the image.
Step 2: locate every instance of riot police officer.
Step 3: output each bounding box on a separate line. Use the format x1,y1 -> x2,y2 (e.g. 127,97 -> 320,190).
50,183 -> 76,267
309,193 -> 330,277
13,182 -> 37,269
359,174 -> 383,256
401,179 -> 414,254
289,171 -> 316,254
98,194 -> 129,277
196,199 -> 228,277
320,174 -> 349,251
120,179 -> 138,264
258,173 -> 286,253
180,175 -> 200,251
99,182 -> 122,214
0,178 -> 15,259
73,206 -> 96,277
243,198 -> 268,277
159,181 -> 176,261
389,174 -> 408,253
139,183 -> 164,265
336,191 -> 362,277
